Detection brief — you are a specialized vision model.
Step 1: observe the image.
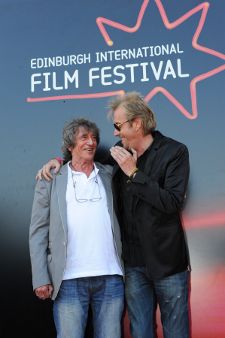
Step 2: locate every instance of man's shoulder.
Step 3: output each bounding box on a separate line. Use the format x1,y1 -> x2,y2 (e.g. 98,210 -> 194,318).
155,131 -> 188,151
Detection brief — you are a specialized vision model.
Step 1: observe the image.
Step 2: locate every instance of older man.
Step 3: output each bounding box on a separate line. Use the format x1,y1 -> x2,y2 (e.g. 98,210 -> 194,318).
29,118 -> 124,338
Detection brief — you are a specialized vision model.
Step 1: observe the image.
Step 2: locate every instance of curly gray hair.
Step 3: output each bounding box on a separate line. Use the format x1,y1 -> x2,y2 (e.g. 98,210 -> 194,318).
62,118 -> 100,161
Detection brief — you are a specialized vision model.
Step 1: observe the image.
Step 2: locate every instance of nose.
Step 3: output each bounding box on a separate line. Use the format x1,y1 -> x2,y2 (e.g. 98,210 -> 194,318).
87,137 -> 94,145
114,128 -> 120,136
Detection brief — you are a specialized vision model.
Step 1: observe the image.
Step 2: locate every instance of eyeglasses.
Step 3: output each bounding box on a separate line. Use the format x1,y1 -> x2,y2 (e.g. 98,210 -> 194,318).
71,168 -> 102,203
113,120 -> 130,131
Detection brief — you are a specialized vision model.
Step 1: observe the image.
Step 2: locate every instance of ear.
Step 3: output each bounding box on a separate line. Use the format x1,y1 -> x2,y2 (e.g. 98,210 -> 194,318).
68,146 -> 73,153
133,118 -> 142,131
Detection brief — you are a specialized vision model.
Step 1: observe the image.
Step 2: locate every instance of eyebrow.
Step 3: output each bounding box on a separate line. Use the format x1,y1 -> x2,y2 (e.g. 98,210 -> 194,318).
78,131 -> 96,138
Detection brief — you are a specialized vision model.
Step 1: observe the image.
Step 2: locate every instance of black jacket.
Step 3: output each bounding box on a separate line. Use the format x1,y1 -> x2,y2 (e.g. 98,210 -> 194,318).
112,131 -> 190,280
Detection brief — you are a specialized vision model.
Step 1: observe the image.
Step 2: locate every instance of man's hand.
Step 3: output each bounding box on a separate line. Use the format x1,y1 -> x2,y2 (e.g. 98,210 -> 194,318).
35,284 -> 53,300
110,146 -> 137,177
36,159 -> 62,181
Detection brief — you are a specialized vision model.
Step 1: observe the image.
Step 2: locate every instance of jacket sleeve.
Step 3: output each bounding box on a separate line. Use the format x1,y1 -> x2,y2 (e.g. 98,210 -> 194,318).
29,178 -> 52,290
129,144 -> 190,214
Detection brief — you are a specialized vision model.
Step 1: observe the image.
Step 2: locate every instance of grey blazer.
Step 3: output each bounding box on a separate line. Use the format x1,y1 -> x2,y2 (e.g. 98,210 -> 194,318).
29,162 -> 124,300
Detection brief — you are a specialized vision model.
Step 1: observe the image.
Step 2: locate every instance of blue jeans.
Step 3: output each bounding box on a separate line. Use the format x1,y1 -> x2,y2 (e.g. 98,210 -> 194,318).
53,275 -> 124,338
125,267 -> 190,338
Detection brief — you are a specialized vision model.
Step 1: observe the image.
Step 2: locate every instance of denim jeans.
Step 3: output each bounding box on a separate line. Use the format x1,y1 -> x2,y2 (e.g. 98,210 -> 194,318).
125,267 -> 190,338
53,275 -> 124,338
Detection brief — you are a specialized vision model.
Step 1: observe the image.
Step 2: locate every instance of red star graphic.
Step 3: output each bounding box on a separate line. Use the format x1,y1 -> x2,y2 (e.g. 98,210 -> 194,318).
96,0 -> 225,119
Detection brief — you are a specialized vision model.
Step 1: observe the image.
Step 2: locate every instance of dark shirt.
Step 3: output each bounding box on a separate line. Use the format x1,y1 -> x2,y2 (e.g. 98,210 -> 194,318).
112,131 -> 190,279
119,146 -> 152,267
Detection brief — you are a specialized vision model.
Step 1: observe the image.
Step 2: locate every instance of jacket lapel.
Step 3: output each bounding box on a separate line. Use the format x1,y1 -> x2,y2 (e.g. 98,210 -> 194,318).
55,164 -> 68,234
97,164 -> 113,208
142,131 -> 163,175
97,163 -> 116,231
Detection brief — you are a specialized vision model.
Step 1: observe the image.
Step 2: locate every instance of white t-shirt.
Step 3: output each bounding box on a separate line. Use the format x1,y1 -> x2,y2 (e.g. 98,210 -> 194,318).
63,163 -> 123,280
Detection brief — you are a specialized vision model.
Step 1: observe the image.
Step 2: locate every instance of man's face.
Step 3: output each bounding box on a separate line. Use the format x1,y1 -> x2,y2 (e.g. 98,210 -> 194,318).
113,105 -> 136,150
69,127 -> 97,162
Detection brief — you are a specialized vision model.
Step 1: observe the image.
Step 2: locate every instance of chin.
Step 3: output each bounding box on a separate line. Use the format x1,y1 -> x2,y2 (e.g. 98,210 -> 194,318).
121,139 -> 129,149
83,153 -> 95,161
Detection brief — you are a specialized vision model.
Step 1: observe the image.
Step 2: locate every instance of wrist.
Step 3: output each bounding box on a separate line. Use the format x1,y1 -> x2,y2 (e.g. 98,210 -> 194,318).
128,167 -> 138,179
55,157 -> 63,165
